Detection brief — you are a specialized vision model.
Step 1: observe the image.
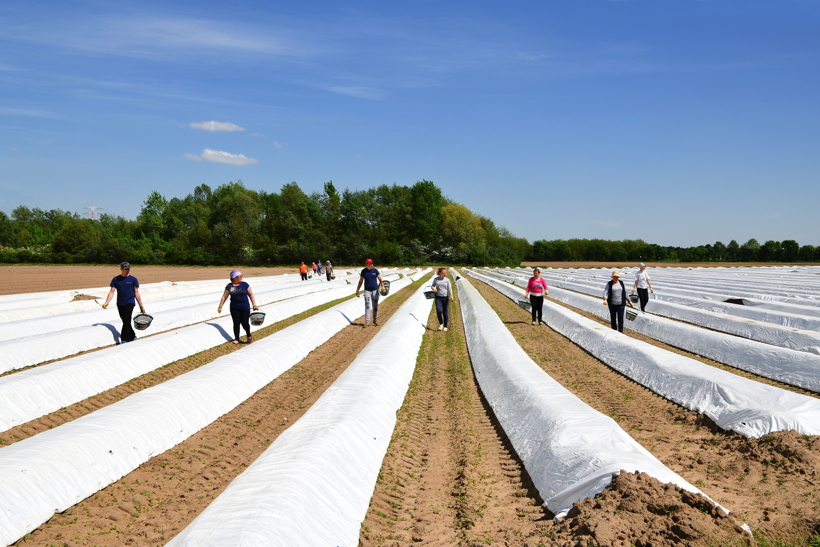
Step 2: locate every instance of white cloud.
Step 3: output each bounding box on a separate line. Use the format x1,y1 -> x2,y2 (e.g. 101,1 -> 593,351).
328,86 -> 386,100
273,141 -> 283,148
251,132 -> 266,138
190,121 -> 245,132
184,149 -> 259,165
0,107 -> 58,118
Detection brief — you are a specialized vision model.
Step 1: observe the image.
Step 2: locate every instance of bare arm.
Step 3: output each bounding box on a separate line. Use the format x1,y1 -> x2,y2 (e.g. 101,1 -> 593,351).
355,276 -> 364,295
247,286 -> 258,309
377,274 -> 384,291
218,289 -> 230,310
103,287 -> 115,306
134,287 -> 145,312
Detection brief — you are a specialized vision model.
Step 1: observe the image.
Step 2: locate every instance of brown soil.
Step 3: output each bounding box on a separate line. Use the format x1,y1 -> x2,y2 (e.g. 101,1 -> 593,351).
6,267 -> 820,546
361,278 -> 551,546
10,275 -> 429,546
469,276 -> 820,545
0,265 -> 297,295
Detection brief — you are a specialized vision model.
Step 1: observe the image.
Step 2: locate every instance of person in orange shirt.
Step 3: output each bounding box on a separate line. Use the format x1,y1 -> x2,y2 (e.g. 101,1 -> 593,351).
299,261 -> 309,281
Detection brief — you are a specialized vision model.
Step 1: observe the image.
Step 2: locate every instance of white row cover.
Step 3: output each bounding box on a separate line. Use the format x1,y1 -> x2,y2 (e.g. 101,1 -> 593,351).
0,273 -> 304,314
616,266 -> 820,303
0,276 -> 338,343
517,268 -> 820,329
500,270 -> 820,355
503,277 -> 820,393
454,272 -> 717,520
466,269 -> 820,438
167,281 -> 434,546
0,283 -> 356,433
0,278 -> 352,373
0,271 -> 421,546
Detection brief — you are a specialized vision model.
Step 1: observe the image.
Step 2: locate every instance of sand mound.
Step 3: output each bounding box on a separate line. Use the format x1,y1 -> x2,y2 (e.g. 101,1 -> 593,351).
551,471 -> 752,547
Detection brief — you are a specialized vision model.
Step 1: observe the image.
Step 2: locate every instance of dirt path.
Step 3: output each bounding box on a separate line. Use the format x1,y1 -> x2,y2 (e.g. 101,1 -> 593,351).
11,277 -> 427,546
0,265 -> 298,295
469,276 -> 820,545
361,277 -> 550,547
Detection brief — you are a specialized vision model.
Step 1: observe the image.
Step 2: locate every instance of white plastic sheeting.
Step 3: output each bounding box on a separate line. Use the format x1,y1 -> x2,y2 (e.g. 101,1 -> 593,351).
513,268 -> 820,331
167,283 -> 434,547
499,270 -> 820,355
0,272 -> 420,547
465,269 -> 820,438
0,277 -> 334,343
454,273 -> 716,519
486,271 -> 820,392
0,284 -> 357,433
0,278 -> 356,373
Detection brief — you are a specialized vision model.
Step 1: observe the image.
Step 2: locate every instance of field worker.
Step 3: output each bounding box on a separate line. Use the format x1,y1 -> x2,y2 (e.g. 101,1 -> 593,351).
431,267 -> 455,331
311,261 -> 318,277
218,270 -> 259,344
632,263 -> 654,312
317,260 -> 323,276
101,261 -> 145,344
299,261 -> 309,281
524,268 -> 549,326
602,270 -> 628,332
325,260 -> 334,281
355,258 -> 385,327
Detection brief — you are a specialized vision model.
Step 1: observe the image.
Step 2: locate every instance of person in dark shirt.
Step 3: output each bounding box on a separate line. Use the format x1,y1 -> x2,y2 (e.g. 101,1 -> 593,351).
218,270 -> 259,344
101,261 -> 145,343
355,258 -> 385,327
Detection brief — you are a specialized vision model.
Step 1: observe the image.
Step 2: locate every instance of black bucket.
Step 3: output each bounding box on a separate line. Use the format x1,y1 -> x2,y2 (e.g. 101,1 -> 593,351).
381,280 -> 391,296
133,313 -> 153,331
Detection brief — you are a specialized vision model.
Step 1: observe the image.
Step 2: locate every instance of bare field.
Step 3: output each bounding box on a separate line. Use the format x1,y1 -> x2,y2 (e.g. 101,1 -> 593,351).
4,266 -> 820,546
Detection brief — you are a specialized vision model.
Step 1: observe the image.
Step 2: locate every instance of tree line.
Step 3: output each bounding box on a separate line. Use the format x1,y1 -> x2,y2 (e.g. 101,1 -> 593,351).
0,179 -> 817,266
530,237 -> 820,263
0,180 -> 529,266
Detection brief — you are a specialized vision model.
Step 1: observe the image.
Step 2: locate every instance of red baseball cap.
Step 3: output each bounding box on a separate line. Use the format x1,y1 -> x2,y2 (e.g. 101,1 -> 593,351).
365,258 -> 374,264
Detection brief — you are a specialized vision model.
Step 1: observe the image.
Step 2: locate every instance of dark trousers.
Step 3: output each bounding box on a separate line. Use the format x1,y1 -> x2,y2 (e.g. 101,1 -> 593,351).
637,288 -> 649,311
608,304 -> 626,332
301,272 -> 308,280
231,308 -> 251,340
326,271 -> 332,281
529,294 -> 544,323
117,304 -> 136,342
435,296 -> 450,327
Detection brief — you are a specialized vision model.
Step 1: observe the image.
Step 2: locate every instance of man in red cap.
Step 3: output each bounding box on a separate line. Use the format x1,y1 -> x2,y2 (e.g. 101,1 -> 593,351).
355,258 -> 385,326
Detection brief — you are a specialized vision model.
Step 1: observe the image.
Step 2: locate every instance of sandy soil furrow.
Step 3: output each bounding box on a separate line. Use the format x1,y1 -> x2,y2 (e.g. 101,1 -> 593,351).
471,277 -> 820,544
0,295 -> 355,449
11,280 -> 425,546
361,279 -> 550,547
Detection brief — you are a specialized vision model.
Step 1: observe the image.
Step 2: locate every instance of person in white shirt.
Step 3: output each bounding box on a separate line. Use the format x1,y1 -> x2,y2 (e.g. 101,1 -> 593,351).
632,263 -> 654,312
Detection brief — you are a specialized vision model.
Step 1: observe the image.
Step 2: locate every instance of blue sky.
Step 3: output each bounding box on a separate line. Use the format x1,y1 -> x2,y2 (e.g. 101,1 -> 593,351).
1,0 -> 818,247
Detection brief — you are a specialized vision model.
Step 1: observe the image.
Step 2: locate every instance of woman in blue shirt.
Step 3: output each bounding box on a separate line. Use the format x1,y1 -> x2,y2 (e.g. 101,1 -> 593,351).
218,270 -> 259,344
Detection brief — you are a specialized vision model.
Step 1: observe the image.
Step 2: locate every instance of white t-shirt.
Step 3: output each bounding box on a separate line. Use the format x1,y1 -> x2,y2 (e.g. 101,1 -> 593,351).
635,270 -> 651,289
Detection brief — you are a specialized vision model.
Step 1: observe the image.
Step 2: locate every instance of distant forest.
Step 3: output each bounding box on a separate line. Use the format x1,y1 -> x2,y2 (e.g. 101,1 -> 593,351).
0,180 -> 817,266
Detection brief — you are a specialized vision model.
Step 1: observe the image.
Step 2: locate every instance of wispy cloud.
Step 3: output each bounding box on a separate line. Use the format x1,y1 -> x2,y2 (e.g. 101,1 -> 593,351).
190,121 -> 245,132
327,86 -> 386,100
0,107 -> 58,118
518,52 -> 545,61
272,141 -> 283,148
2,15 -> 315,60
251,132 -> 266,138
184,149 -> 259,165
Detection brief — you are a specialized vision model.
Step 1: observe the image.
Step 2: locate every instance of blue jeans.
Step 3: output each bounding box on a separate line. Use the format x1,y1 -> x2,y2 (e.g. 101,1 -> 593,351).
435,296 -> 450,327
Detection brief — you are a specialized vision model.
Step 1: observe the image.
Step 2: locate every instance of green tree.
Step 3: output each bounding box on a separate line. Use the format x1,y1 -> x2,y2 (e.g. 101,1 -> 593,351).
441,204 -> 485,251
52,219 -> 101,255
409,180 -> 443,243
739,238 -> 760,261
759,240 -> 782,262
781,240 -> 799,262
